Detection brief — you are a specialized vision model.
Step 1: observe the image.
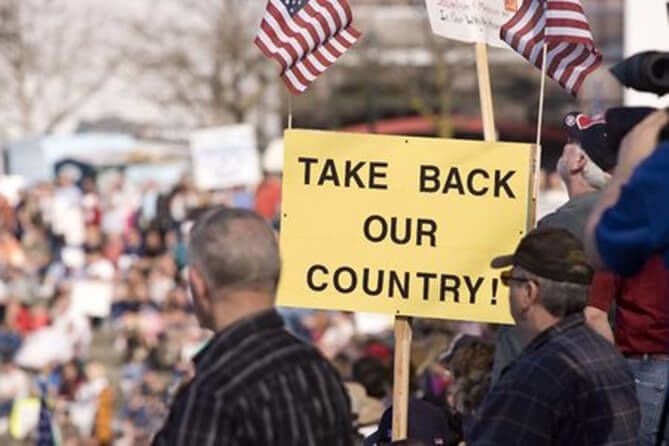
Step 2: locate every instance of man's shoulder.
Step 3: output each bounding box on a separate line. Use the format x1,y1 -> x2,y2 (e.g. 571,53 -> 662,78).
196,329 -> 341,400
538,192 -> 600,229
513,323 -> 627,386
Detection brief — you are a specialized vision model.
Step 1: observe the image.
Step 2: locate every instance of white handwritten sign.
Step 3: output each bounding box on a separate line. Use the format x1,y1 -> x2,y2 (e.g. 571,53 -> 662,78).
425,0 -> 518,47
190,124 -> 261,190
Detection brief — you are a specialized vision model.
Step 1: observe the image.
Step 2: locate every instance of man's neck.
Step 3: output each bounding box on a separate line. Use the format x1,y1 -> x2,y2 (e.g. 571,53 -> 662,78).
210,290 -> 275,333
521,308 -> 561,344
566,177 -> 596,199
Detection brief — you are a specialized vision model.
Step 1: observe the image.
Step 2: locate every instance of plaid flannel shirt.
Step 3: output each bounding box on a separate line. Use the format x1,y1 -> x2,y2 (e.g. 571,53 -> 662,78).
468,313 -> 640,445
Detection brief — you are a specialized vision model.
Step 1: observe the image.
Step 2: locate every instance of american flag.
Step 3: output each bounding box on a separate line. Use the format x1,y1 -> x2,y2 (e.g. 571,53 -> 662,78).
255,0 -> 361,95
500,0 -> 602,96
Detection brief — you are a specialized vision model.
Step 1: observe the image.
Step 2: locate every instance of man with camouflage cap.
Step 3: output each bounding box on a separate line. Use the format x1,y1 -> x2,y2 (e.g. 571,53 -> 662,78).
468,228 -> 639,445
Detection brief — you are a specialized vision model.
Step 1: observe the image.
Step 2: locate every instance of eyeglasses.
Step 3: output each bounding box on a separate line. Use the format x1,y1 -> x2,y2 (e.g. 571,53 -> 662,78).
500,270 -> 532,287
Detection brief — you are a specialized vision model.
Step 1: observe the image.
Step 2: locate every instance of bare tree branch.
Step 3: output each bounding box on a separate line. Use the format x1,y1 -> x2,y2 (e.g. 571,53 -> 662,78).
124,0 -> 274,127
0,0 -> 122,138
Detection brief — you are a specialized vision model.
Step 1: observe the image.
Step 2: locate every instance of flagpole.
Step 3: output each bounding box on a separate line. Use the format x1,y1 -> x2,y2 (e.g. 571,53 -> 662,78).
536,43 -> 548,146
288,95 -> 293,129
529,42 -> 548,229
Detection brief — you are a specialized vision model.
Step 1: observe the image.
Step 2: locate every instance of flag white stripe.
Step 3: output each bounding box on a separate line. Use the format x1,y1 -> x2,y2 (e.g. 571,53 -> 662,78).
318,46 -> 337,63
340,29 -> 357,44
507,0 -> 542,38
309,2 -> 337,38
500,0 -> 600,95
528,36 -> 545,65
296,7 -> 326,43
546,27 -> 593,39
543,41 -> 569,73
516,13 -> 545,55
296,61 -> 318,82
551,45 -> 583,82
330,38 -> 347,54
545,41 -> 570,65
307,53 -> 328,72
264,12 -> 305,61
284,69 -> 307,92
325,0 -> 349,27
546,10 -> 590,21
258,30 -> 292,68
564,51 -> 598,91
256,0 -> 361,94
270,0 -> 316,51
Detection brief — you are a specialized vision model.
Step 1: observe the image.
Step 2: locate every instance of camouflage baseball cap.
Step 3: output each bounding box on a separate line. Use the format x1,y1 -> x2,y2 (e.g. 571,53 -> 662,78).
491,228 -> 593,285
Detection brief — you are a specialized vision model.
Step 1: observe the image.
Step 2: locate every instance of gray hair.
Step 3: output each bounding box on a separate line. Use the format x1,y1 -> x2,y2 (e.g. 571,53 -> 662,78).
519,268 -> 589,318
187,207 -> 280,294
582,156 -> 610,190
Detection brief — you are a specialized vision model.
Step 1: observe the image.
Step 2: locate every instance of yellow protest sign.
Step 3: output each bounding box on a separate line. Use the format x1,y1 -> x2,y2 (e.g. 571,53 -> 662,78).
278,130 -> 533,324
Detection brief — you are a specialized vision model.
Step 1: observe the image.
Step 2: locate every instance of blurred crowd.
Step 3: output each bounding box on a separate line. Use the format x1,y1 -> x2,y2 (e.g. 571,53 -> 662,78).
0,165 -> 525,445
0,106 -> 665,446
0,169 -> 284,445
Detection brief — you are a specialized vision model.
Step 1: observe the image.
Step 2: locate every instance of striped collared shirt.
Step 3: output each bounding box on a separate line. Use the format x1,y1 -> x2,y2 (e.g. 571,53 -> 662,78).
152,309 -> 354,446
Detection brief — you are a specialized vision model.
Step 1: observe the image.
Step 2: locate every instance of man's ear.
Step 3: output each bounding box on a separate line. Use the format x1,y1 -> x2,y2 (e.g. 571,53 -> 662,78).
525,280 -> 540,307
573,150 -> 588,173
188,266 -> 208,302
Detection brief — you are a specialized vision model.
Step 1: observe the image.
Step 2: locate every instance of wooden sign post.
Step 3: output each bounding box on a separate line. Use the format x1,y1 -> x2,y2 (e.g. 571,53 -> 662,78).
391,41 -> 497,442
391,317 -> 412,440
475,42 -> 497,143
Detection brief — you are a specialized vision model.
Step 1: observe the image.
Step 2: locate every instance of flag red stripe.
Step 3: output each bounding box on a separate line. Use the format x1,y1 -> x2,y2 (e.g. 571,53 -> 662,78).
334,32 -> 353,50
337,0 -> 354,24
323,39 -> 343,58
302,56 -> 321,78
500,0 -> 534,41
316,0 -> 343,32
500,0 -> 600,96
260,21 -> 300,65
570,52 -> 602,94
254,35 -> 288,72
290,62 -> 312,87
281,73 -> 303,95
293,10 -> 322,48
521,28 -> 544,60
346,26 -> 362,39
558,46 -> 589,86
267,2 -> 310,54
547,43 -> 577,76
548,1 -> 586,13
509,5 -> 544,50
304,3 -> 333,38
256,0 -> 361,95
545,18 -> 591,31
545,35 -> 596,46
312,47 -> 334,69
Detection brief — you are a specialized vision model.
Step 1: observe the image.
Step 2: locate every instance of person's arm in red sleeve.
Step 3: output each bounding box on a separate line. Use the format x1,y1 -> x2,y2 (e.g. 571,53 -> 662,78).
584,272 -> 619,344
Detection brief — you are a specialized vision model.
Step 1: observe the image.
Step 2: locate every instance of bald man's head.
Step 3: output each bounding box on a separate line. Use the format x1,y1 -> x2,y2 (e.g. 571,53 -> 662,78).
187,208 -> 280,295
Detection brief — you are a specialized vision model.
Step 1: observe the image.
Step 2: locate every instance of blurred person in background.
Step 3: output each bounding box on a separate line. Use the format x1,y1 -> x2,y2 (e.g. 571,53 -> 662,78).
0,355 -> 30,426
52,168 -> 85,248
536,170 -> 568,221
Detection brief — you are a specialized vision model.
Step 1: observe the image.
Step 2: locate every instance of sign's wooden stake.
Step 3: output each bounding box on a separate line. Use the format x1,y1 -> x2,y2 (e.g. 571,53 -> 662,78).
391,316 -> 413,441
475,43 -> 496,142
